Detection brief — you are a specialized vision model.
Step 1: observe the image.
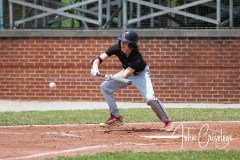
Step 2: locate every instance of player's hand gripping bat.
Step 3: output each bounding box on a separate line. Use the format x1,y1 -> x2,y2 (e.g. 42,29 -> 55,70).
96,73 -> 132,85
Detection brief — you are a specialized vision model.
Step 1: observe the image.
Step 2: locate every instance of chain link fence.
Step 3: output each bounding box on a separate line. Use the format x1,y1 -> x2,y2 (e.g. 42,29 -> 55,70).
2,0 -> 240,29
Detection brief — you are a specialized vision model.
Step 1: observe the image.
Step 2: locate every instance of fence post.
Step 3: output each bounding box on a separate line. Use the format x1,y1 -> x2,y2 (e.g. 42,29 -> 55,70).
150,0 -> 154,27
9,1 -> 13,29
217,0 -> 221,28
118,0 -> 122,28
123,0 -> 127,29
34,0 -> 38,28
137,2 -> 140,27
0,0 -> 3,29
98,0 -> 102,28
229,0 -> 233,27
106,0 -> 110,28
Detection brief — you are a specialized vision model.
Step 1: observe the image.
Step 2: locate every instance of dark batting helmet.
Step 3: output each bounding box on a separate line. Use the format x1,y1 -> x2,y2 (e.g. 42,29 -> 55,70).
117,29 -> 138,45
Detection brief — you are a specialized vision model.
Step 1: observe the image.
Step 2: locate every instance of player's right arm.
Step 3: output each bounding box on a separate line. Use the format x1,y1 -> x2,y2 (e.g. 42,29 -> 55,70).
91,53 -> 109,76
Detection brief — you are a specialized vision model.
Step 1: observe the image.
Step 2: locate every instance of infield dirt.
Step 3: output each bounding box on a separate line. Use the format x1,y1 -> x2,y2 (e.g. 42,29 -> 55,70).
0,121 -> 239,160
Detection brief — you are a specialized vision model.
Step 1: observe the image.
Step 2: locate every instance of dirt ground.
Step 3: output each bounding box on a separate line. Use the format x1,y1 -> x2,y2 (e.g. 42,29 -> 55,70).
0,121 -> 239,160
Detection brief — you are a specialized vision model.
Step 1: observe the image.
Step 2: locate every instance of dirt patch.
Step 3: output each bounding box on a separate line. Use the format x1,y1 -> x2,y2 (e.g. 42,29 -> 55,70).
0,121 -> 239,160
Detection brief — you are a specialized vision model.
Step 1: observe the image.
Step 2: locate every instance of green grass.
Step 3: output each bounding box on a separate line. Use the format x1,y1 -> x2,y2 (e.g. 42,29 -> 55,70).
0,108 -> 239,126
47,150 -> 240,160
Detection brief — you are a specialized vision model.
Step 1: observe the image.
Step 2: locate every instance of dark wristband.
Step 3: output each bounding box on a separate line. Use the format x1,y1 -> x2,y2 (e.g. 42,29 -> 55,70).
91,56 -> 103,65
97,56 -> 103,64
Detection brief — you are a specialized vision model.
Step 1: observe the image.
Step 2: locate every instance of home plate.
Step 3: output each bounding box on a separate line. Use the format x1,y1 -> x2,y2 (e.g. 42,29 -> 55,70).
142,135 -> 182,139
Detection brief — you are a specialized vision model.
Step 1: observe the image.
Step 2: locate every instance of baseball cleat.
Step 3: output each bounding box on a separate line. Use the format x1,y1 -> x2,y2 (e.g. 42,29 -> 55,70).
100,115 -> 124,128
164,121 -> 175,132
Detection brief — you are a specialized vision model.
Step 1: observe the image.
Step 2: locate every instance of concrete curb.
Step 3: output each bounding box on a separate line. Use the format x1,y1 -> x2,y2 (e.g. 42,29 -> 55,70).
1,29 -> 240,37
0,100 -> 239,112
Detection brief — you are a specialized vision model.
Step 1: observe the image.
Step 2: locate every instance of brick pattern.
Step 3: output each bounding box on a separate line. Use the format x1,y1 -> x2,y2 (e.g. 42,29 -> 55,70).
0,37 -> 239,103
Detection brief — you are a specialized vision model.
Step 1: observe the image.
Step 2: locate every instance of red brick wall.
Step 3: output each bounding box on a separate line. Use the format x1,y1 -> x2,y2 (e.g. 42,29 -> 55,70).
0,37 -> 239,103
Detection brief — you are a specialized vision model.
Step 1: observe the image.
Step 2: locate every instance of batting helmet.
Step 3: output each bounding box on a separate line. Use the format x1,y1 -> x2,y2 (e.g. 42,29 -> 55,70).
117,29 -> 138,45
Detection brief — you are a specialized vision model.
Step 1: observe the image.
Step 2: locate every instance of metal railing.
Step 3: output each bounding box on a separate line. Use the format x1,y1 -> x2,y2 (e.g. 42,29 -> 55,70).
0,0 -> 3,29
9,0 -> 103,29
123,0 -> 221,28
5,0 -> 240,29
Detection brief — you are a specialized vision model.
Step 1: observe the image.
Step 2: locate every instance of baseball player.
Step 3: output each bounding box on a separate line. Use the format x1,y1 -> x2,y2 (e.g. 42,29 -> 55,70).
91,29 -> 175,131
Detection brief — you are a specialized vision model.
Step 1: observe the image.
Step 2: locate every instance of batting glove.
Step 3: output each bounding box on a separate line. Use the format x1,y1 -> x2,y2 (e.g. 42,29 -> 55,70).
91,64 -> 99,76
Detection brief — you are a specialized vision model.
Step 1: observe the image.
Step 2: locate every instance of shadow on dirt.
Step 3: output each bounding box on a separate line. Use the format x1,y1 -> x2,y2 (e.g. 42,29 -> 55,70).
102,127 -> 166,134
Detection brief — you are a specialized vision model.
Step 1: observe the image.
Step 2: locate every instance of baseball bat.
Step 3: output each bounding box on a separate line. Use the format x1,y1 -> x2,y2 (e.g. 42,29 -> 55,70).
96,73 -> 132,85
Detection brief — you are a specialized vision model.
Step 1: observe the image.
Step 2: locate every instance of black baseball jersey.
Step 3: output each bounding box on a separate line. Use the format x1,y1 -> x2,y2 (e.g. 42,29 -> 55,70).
105,44 -> 147,73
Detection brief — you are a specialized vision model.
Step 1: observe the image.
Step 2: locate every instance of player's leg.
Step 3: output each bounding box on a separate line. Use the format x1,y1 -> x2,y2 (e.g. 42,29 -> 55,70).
100,70 -> 128,127
130,66 -> 175,131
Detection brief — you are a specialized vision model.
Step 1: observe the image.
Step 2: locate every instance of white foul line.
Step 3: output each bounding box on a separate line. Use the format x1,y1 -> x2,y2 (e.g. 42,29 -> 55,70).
0,142 -> 157,160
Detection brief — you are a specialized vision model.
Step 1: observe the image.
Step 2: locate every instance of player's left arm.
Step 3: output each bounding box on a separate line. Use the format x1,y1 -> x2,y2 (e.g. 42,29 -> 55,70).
121,67 -> 135,78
